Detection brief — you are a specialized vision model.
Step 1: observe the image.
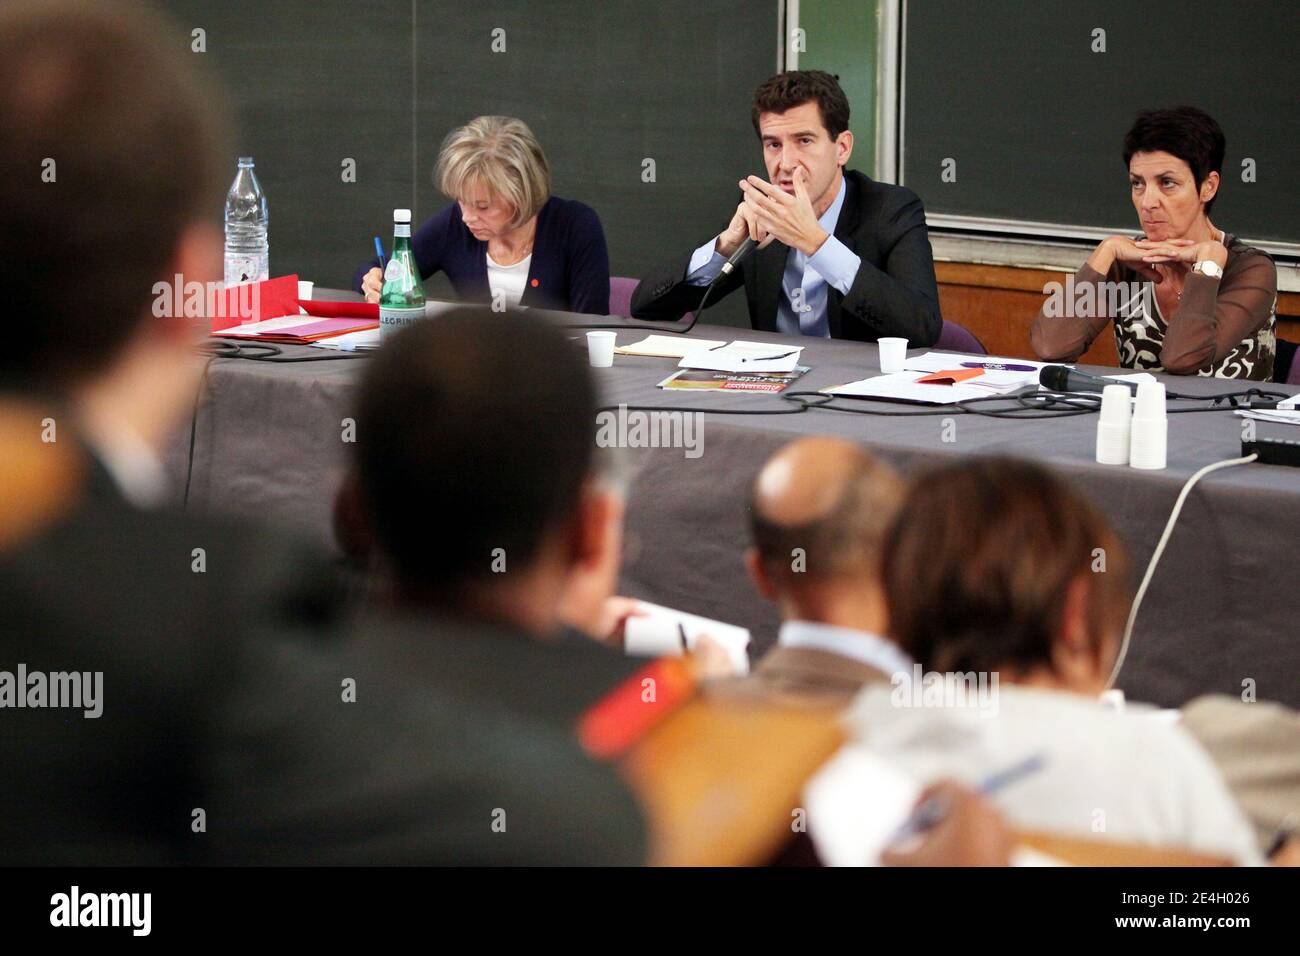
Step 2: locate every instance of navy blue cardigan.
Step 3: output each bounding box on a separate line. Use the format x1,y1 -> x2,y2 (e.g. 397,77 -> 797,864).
353,195 -> 610,315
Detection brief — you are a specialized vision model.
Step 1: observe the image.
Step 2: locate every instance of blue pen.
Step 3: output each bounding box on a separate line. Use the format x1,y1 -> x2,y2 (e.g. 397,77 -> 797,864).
889,753 -> 1048,844
374,236 -> 386,270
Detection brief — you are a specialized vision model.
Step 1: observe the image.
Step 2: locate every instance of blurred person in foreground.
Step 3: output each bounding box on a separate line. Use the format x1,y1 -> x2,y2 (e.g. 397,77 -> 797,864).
0,0 -> 642,866
713,436 -> 910,707
840,457 -> 1263,864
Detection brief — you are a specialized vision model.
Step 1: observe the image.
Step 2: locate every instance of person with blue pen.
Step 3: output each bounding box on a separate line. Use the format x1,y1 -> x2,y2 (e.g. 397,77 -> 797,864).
839,456 -> 1263,865
354,115 -> 611,316
882,781 -> 1016,867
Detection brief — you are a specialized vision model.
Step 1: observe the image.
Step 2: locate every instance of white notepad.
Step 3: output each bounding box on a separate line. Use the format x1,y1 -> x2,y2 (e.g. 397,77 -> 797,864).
622,600 -> 750,675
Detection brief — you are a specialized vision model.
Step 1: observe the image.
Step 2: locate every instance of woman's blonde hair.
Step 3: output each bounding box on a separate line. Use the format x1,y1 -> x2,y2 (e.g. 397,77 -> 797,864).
435,116 -> 551,230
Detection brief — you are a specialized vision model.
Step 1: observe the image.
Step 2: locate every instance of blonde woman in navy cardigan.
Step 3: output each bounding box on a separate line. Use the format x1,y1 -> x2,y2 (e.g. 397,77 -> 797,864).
356,116 -> 610,315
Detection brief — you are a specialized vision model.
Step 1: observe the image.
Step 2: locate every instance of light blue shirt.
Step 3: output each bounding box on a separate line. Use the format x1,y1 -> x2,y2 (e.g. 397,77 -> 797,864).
777,619 -> 914,679
685,176 -> 860,337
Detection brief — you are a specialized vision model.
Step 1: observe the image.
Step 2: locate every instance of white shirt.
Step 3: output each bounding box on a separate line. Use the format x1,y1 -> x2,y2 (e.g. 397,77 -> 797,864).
778,620 -> 913,679
486,252 -> 533,309
844,683 -> 1263,865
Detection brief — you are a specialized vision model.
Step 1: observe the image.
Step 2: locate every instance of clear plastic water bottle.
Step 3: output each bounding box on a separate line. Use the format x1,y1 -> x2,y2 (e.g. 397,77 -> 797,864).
224,157 -> 269,286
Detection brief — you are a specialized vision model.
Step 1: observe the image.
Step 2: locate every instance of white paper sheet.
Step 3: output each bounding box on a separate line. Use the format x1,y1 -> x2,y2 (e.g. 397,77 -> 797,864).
615,334 -> 726,358
310,328 -> 381,351
822,371 -> 1017,404
680,340 -> 804,374
804,745 -> 922,867
1237,408 -> 1300,426
622,600 -> 750,675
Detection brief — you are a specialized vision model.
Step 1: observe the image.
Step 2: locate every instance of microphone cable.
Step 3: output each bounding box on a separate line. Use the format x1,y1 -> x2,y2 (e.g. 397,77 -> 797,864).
1105,452 -> 1259,690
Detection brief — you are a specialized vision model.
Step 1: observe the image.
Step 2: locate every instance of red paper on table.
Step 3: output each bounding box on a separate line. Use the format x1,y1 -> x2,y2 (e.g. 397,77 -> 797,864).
209,274 -> 301,332
297,299 -> 379,319
916,367 -> 984,386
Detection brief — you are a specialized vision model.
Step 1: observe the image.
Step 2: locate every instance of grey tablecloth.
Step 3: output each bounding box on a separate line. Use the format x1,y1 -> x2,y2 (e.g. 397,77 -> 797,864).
167,311 -> 1300,709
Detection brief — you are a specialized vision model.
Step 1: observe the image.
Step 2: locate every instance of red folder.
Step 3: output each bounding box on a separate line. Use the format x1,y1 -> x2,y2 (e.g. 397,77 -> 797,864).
297,299 -> 379,319
209,274 -> 302,332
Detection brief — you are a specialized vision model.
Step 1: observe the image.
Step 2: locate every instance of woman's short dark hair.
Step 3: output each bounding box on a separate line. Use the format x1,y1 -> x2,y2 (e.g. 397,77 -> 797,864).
751,70 -> 850,140
1123,107 -> 1226,214
881,457 -> 1131,677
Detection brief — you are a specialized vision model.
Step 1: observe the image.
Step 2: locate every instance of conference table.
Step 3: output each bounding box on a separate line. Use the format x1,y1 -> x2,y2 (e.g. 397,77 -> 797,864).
168,295 -> 1300,711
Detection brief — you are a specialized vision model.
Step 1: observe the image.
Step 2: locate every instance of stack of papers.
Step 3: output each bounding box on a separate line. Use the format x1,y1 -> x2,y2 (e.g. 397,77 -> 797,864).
679,340 -> 805,373
622,600 -> 750,675
824,352 -> 1047,403
310,328 -> 381,351
824,352 -> 1155,405
214,314 -> 377,344
1237,393 -> 1300,426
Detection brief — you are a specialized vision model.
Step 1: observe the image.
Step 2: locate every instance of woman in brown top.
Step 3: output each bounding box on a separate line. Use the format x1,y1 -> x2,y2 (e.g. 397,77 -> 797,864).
1031,107 -> 1277,380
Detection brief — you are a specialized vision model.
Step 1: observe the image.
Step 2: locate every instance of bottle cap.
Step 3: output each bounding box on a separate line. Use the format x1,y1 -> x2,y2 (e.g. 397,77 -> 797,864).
238,156 -> 254,166
393,208 -> 412,223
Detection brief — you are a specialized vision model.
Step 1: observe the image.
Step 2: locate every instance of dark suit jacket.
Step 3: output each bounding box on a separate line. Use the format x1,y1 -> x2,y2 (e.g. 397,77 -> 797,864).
631,169 -> 942,345
0,401 -> 644,865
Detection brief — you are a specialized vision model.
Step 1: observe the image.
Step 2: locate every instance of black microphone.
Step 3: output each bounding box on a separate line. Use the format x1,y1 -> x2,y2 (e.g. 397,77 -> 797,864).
1039,365 -> 1139,394
718,237 -> 757,278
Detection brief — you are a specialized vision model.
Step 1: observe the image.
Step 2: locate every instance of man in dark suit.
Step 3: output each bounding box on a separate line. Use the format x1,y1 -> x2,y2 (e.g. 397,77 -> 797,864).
632,70 -> 942,345
0,0 -> 643,866
713,437 -> 913,708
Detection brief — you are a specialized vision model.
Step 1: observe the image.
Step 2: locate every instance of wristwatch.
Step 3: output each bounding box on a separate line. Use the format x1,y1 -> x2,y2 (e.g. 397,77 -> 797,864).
1193,259 -> 1224,279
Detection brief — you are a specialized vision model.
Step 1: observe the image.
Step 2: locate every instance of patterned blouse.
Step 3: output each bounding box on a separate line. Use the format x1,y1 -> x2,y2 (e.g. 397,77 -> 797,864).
1031,233 -> 1279,381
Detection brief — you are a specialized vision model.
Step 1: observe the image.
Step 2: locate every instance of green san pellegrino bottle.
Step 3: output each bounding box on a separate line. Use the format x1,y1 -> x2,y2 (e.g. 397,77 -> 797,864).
379,208 -> 426,338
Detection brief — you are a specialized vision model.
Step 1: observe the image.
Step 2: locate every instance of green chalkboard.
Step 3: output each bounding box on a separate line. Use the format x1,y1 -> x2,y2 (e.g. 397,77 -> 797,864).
161,0 -> 781,325
901,0 -> 1299,250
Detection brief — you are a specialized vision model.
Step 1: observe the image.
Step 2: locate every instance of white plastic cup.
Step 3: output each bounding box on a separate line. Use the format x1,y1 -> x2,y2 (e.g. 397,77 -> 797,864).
878,337 -> 908,374
1133,380 -> 1167,421
1095,384 -> 1132,465
297,280 -> 314,300
586,331 -> 616,368
1129,381 -> 1167,470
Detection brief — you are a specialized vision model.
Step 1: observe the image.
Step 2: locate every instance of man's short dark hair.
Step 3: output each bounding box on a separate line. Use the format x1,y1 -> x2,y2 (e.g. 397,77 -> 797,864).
1122,107 -> 1226,214
355,309 -> 597,600
751,70 -> 850,140
0,0 -> 227,392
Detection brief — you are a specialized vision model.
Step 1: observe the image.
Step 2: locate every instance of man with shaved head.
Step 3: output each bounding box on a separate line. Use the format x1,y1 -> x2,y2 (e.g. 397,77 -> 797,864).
722,436 -> 912,707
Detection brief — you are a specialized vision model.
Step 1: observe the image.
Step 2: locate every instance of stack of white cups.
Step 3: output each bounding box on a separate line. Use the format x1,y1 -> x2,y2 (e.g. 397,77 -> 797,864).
1095,384 -> 1132,465
1129,381 -> 1168,470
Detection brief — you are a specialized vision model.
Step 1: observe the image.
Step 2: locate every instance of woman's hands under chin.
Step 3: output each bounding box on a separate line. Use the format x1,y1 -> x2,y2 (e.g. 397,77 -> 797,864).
1133,237 -> 1229,270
